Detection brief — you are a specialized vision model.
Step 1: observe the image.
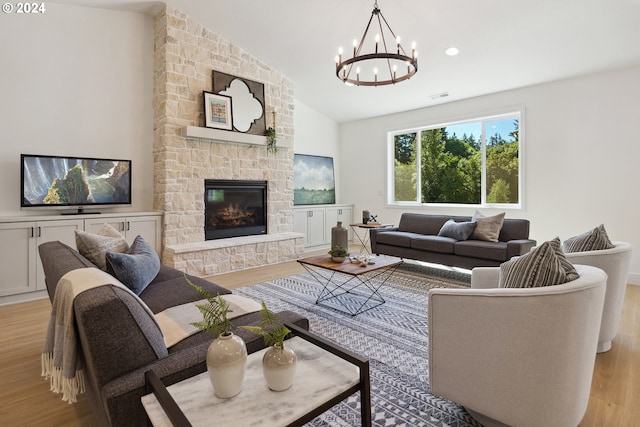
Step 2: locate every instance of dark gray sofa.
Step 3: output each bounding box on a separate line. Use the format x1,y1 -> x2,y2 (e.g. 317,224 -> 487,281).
38,240 -> 309,427
370,213 -> 536,269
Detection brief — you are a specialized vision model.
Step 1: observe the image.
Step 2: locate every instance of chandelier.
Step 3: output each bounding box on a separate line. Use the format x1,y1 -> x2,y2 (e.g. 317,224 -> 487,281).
335,1 -> 418,87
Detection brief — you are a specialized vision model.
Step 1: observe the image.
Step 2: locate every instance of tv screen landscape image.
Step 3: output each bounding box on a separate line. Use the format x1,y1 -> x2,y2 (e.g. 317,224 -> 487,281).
21,154 -> 132,209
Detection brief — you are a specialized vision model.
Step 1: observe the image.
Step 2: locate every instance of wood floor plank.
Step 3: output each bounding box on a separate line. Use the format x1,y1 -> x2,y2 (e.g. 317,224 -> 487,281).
1,265 -> 638,426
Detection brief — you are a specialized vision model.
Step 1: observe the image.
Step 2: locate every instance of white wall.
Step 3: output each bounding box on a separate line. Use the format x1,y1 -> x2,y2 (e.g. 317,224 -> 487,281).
340,65 -> 640,283
0,3 -> 155,216
293,99 -> 343,202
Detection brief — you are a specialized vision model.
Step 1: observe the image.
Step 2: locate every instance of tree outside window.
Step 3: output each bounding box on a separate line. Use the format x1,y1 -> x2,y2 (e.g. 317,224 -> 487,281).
392,113 -> 520,206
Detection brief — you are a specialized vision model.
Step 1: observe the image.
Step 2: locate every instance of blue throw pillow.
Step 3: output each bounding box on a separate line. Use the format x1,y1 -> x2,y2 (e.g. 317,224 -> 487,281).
106,235 -> 160,295
437,219 -> 476,241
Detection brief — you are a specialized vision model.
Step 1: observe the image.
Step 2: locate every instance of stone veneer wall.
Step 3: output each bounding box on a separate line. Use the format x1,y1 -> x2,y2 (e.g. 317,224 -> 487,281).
153,5 -> 302,275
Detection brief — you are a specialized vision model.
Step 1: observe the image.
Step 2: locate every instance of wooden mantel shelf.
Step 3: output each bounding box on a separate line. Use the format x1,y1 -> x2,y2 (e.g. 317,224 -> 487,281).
181,126 -> 292,148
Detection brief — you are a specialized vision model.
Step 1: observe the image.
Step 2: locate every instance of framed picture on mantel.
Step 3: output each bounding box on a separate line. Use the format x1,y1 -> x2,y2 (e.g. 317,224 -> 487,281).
203,91 -> 233,130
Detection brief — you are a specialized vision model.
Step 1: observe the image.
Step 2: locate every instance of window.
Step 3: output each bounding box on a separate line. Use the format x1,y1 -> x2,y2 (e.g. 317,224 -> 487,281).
390,112 -> 521,207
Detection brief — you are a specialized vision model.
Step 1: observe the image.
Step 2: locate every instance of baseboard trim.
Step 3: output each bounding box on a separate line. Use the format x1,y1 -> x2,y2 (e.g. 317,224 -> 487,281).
627,272 -> 640,285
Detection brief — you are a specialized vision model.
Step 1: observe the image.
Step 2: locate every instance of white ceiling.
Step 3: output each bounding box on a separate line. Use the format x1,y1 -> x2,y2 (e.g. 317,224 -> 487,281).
54,0 -> 640,123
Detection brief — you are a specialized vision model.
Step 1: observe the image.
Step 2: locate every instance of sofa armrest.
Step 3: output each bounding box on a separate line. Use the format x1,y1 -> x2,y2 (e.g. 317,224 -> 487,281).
470,267 -> 500,289
506,239 -> 536,258
369,227 -> 399,254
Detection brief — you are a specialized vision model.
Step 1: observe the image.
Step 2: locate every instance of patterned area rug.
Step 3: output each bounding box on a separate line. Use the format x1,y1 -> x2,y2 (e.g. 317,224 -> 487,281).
234,261 -> 483,427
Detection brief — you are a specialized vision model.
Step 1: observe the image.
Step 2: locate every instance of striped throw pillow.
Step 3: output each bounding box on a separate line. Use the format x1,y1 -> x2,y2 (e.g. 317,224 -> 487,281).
500,237 -> 579,288
562,224 -> 614,253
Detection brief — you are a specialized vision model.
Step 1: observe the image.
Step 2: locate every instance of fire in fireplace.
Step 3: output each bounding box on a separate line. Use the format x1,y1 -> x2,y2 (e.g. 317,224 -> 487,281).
204,179 -> 267,240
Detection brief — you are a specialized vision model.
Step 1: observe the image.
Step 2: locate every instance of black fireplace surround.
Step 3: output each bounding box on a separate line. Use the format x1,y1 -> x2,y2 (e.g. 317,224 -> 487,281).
204,179 -> 267,240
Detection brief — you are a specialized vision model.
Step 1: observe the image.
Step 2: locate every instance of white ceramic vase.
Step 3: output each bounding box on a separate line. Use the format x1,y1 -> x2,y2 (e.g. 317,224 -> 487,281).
262,342 -> 297,391
206,332 -> 247,398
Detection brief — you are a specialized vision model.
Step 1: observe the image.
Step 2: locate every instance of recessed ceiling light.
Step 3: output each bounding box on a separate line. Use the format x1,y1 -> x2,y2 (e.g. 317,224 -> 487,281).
445,47 -> 459,56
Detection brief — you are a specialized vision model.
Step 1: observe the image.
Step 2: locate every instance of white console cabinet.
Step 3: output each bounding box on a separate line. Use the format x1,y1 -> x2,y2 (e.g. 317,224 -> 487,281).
0,212 -> 162,305
293,204 -> 353,249
0,219 -> 83,298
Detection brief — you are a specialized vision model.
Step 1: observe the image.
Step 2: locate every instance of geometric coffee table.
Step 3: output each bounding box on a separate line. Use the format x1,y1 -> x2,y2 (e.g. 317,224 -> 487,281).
298,254 -> 403,316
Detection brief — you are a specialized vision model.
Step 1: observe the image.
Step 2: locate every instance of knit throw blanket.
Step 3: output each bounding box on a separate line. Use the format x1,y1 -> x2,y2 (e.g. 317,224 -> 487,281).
155,294 -> 262,348
41,268 -> 156,404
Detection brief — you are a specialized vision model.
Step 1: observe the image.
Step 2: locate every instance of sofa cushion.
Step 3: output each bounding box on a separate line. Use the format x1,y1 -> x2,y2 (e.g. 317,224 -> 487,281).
140,272 -> 232,313
563,224 -> 614,253
375,230 -> 416,247
105,235 -> 161,295
498,218 -> 531,241
499,238 -> 579,288
470,211 -> 505,242
411,235 -> 456,254
437,219 -> 476,241
454,240 -> 509,262
75,223 -> 129,271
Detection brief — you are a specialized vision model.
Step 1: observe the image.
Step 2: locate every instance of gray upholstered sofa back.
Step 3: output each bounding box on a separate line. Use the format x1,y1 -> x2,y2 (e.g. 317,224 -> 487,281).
398,213 -> 530,242
399,214 -> 471,235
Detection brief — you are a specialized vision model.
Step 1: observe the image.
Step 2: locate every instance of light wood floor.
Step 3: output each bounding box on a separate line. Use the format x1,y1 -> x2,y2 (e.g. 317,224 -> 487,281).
1,259 -> 638,426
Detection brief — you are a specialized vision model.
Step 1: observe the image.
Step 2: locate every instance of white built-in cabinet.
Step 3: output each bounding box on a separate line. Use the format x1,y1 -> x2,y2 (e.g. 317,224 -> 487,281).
293,204 -> 353,249
84,215 -> 162,250
0,212 -> 162,304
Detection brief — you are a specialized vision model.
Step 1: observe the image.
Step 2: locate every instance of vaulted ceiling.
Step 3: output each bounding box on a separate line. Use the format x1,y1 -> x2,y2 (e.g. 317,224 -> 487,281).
53,0 -> 640,123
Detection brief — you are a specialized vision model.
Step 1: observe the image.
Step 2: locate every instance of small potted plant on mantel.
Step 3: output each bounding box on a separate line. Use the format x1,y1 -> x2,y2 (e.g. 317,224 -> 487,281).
265,126 -> 277,154
187,277 -> 247,399
241,301 -> 297,391
328,245 -> 350,263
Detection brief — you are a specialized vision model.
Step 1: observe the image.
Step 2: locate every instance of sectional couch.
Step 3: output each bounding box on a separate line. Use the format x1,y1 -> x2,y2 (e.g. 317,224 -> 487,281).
370,213 -> 536,269
38,240 -> 309,427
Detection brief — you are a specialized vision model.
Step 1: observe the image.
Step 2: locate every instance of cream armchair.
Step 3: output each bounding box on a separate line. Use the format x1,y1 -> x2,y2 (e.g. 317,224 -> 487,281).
428,265 -> 606,427
564,241 -> 632,352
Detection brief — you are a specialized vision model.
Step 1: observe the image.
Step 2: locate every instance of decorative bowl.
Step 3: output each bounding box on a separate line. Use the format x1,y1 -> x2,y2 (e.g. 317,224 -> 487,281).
331,256 -> 346,263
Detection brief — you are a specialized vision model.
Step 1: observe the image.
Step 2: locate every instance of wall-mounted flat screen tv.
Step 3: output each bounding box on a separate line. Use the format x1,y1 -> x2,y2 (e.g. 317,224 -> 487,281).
21,154 -> 132,212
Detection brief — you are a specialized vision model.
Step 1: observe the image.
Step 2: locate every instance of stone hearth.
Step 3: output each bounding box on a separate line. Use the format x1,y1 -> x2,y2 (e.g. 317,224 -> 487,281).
152,5 -> 303,276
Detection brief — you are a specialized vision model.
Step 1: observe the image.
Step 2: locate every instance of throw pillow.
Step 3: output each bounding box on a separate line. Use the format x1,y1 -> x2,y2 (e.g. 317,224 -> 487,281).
105,235 -> 160,295
437,219 -> 476,241
75,223 -> 129,271
563,224 -> 614,253
500,237 -> 579,288
470,210 -> 505,242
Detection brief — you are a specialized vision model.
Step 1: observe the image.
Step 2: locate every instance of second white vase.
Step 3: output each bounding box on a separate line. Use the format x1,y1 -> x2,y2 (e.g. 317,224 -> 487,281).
206,332 -> 247,398
262,342 -> 297,391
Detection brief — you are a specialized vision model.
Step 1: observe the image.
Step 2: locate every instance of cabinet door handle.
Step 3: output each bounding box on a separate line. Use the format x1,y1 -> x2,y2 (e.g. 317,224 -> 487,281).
30,227 -> 34,238
339,209 -> 343,215
308,211 -> 313,218
126,221 -> 131,231
121,221 -> 126,232
37,226 -> 41,238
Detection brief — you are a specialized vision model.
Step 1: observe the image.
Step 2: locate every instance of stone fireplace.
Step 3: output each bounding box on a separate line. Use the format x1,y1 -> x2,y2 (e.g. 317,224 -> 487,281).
152,5 -> 304,276
205,179 -> 267,240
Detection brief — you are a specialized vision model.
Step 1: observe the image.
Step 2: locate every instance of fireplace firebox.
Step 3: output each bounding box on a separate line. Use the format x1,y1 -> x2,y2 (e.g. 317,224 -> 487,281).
204,179 -> 267,240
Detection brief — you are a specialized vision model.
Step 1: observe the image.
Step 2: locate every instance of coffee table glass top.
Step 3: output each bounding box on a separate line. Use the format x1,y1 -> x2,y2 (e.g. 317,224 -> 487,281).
141,336 -> 360,427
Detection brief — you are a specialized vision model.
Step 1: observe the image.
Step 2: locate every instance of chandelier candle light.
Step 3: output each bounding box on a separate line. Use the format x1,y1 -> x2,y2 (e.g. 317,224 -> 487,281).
335,0 -> 418,87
